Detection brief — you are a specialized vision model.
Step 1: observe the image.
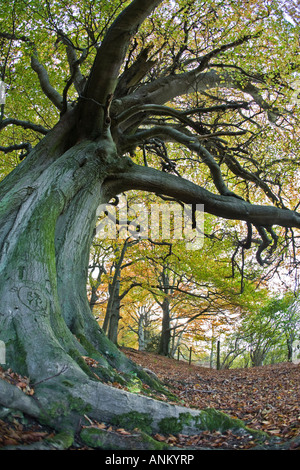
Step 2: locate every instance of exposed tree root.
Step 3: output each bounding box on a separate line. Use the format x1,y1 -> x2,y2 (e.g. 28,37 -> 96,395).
0,363 -> 268,451
0,378 -> 40,419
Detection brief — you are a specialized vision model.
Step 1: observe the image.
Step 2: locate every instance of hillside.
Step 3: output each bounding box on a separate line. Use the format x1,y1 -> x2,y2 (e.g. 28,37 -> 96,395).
122,348 -> 300,450
0,349 -> 299,450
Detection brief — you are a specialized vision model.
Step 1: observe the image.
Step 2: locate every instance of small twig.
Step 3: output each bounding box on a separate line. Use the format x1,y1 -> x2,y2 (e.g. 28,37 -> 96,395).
78,95 -> 105,109
31,365 -> 69,387
84,414 -> 94,425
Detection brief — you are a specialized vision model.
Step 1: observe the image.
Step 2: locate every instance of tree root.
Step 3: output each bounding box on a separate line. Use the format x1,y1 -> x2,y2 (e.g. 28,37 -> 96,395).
1,431 -> 75,451
0,378 -> 40,419
0,354 -> 271,451
79,426 -> 169,451
0,371 -> 274,451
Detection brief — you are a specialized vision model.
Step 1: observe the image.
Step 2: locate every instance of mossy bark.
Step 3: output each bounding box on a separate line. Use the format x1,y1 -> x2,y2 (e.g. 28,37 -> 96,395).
0,118 -> 262,446
0,121 -> 177,437
80,427 -> 169,451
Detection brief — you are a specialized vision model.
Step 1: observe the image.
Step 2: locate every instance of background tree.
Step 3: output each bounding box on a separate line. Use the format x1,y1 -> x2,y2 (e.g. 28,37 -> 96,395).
221,292 -> 300,367
88,241 -> 111,312
125,301 -> 161,351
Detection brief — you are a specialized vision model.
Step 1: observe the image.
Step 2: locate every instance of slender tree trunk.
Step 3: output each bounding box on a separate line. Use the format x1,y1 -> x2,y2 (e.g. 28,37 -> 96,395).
210,338 -> 215,368
103,275 -> 122,343
107,279 -> 121,344
158,297 -> 171,356
138,311 -> 145,351
89,266 -> 105,312
89,285 -> 99,312
216,340 -> 221,370
103,241 -> 128,341
286,333 -> 294,361
250,348 -> 265,367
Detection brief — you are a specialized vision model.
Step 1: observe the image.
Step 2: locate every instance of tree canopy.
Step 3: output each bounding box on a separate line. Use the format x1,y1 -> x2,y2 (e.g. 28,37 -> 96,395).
1,0 -> 300,259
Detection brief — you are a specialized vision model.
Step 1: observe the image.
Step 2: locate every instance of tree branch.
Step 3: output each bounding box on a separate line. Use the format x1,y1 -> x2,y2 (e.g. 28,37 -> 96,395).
113,62 -> 280,124
60,31 -> 87,95
0,118 -> 49,135
121,124 -> 242,198
0,142 -> 32,157
78,0 -> 163,134
30,52 -> 64,111
103,162 -> 300,230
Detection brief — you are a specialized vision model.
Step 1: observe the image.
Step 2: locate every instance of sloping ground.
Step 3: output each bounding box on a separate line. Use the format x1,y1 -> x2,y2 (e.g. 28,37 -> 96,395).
122,348 -> 300,450
0,349 -> 299,450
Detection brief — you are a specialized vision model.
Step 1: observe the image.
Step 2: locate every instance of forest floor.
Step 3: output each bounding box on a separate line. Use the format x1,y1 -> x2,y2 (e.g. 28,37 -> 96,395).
122,348 -> 300,450
0,348 -> 300,451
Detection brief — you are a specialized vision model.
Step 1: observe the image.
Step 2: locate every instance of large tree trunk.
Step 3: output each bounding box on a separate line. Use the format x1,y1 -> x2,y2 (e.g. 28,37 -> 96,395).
0,117 -> 152,429
0,116 -> 232,444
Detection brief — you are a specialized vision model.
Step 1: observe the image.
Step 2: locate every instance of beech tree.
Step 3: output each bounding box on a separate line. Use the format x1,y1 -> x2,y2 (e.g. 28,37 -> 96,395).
0,0 -> 299,446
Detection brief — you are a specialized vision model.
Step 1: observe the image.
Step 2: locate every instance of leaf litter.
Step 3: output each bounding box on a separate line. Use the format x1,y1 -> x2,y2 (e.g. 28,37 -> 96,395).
122,348 -> 300,449
1,350 -> 300,450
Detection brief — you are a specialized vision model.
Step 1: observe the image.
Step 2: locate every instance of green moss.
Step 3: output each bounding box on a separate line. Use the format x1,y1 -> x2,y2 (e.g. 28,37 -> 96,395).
62,380 -> 74,388
80,427 -> 106,448
40,394 -> 91,426
112,411 -> 153,434
76,334 -> 108,365
6,337 -> 28,376
80,427 -> 170,451
125,374 -> 143,394
45,401 -> 69,419
198,408 -> 247,432
67,395 -> 92,415
68,348 -> 95,378
74,335 -> 130,385
139,431 -> 169,450
46,430 -> 74,449
159,413 -> 193,435
157,408 -> 268,440
159,417 -> 183,434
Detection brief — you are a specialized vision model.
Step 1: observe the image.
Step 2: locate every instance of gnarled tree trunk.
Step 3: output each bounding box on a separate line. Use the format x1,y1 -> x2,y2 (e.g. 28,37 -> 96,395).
0,112 -> 175,437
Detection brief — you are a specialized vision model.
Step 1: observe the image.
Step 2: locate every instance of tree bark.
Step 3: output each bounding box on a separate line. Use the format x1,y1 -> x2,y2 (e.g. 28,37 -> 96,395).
106,279 -> 121,345
0,112 -> 201,440
0,116 -> 153,419
158,297 -> 171,356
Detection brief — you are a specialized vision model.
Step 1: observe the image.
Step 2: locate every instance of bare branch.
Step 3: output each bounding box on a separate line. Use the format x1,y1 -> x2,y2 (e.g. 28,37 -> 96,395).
113,62 -> 280,123
121,124 -> 243,198
0,118 -> 49,135
115,45 -> 157,98
103,162 -> 300,231
60,32 -> 87,95
0,142 -> 32,158
0,31 -> 34,45
31,52 -> 64,111
78,0 -> 163,134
